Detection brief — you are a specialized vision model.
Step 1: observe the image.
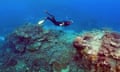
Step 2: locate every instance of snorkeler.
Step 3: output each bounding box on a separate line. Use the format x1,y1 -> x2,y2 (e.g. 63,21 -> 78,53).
38,11 -> 73,26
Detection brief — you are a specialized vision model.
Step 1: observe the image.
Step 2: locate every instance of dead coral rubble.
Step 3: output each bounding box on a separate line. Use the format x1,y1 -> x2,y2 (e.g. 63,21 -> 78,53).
73,31 -> 120,72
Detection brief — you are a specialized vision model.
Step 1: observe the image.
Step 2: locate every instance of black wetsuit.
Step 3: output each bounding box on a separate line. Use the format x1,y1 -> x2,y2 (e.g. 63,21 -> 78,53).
46,12 -> 71,26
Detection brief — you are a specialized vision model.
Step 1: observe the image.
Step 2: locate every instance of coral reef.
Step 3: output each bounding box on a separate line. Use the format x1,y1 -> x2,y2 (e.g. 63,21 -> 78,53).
0,24 -> 77,72
73,30 -> 120,72
1,23 -> 120,72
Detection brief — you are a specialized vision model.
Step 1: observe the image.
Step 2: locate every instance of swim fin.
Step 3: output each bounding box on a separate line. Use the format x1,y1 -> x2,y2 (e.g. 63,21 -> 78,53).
38,19 -> 45,25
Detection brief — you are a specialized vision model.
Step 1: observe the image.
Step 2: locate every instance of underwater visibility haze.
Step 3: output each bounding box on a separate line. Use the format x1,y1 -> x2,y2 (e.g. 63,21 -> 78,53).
1,0 -> 120,34
0,0 -> 120,72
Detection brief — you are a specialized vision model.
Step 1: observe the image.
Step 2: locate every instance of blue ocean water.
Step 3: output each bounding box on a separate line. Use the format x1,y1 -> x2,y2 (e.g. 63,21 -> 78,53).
0,0 -> 120,36
0,1 -> 120,71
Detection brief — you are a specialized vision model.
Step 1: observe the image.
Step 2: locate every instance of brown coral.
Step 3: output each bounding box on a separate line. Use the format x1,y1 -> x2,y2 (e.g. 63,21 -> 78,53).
73,31 -> 120,72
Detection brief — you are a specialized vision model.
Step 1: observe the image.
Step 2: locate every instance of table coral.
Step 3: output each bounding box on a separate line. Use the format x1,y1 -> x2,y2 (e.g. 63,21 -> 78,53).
0,24 -> 76,72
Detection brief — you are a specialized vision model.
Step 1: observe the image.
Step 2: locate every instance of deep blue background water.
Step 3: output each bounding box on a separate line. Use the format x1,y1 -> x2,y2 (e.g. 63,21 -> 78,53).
0,0 -> 120,36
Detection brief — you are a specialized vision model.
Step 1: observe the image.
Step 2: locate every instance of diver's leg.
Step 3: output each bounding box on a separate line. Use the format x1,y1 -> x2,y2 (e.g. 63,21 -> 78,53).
46,17 -> 53,21
46,17 -> 57,23
45,11 -> 55,18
